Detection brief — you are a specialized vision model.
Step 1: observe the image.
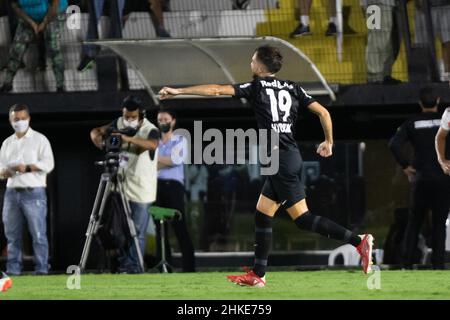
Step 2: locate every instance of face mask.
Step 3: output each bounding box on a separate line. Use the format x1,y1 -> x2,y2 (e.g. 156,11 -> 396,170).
123,119 -> 139,129
12,119 -> 29,133
159,123 -> 171,133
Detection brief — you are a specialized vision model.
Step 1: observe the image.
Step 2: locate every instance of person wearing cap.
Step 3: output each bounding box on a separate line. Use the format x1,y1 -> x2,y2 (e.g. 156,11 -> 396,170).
90,95 -> 160,273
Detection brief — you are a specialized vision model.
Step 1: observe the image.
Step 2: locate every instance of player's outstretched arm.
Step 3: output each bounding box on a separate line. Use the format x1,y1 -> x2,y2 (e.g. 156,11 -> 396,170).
159,85 -> 235,100
307,101 -> 333,158
435,127 -> 450,175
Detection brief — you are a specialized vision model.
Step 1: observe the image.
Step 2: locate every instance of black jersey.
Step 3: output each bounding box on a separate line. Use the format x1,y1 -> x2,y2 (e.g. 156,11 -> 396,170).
233,76 -> 316,150
389,112 -> 450,178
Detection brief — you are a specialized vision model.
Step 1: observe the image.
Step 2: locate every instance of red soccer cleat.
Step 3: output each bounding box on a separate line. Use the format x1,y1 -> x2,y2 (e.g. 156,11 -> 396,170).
227,267 -> 266,287
0,272 -> 12,292
356,234 -> 374,274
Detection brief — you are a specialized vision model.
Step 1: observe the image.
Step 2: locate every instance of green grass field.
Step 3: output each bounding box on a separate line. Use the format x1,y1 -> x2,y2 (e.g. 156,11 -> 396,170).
1,270 -> 450,300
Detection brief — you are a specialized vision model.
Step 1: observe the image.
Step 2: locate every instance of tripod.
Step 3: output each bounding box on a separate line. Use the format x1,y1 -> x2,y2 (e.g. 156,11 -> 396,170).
79,158 -> 145,273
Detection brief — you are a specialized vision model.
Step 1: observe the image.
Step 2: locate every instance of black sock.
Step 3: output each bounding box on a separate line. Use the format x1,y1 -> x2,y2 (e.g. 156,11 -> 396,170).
294,211 -> 361,247
253,211 -> 272,278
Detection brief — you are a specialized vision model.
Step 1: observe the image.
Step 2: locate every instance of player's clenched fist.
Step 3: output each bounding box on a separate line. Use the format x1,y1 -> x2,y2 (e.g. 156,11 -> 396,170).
159,87 -> 180,100
439,159 -> 450,175
316,141 -> 333,158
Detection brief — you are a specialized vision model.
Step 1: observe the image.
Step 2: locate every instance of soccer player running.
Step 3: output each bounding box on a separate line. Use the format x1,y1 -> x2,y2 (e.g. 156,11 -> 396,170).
159,46 -> 373,287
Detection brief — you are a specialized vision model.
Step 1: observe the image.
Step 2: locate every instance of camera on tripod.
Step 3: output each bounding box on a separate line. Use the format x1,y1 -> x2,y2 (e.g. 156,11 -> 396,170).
81,96 -> 148,273
105,126 -> 137,153
96,125 -> 138,170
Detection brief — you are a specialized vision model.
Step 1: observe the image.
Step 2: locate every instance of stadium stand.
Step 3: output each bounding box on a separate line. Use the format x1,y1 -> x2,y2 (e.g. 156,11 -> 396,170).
0,0 -> 445,93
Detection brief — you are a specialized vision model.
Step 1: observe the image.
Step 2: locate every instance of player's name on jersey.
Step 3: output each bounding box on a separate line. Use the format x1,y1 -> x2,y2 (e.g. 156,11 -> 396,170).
272,122 -> 292,133
414,119 -> 441,129
260,79 -> 294,90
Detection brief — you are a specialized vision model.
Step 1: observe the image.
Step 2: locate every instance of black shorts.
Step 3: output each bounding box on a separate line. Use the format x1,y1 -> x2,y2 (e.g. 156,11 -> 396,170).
261,148 -> 305,208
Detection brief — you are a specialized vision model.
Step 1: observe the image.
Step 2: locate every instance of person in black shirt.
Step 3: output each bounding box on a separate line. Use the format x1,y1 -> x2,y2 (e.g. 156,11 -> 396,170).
159,45 -> 374,287
389,86 -> 450,269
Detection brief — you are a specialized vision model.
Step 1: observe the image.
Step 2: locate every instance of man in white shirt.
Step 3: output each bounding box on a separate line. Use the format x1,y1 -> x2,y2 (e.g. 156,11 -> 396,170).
436,107 -> 450,175
0,104 -> 54,275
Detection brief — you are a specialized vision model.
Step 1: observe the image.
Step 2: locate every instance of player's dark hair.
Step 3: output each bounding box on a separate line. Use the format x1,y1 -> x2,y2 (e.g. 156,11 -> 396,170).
419,86 -> 438,108
255,45 -> 283,74
9,104 -> 30,117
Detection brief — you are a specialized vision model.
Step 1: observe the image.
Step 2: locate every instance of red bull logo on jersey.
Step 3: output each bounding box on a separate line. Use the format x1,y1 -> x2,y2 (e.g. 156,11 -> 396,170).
260,79 -> 294,90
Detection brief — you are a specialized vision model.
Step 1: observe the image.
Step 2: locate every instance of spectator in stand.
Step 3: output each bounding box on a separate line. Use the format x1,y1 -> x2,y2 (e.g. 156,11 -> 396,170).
290,0 -> 337,37
77,0 -> 125,72
148,0 -> 171,37
0,0 -> 67,93
414,0 -> 450,82
123,0 -> 170,38
361,0 -> 402,84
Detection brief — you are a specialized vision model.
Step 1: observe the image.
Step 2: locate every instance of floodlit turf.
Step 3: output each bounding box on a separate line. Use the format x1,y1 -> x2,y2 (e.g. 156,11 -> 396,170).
1,270 -> 450,300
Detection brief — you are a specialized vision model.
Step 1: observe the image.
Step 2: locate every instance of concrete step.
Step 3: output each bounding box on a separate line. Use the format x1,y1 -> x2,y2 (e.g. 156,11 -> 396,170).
169,0 -> 278,11
123,10 -> 267,38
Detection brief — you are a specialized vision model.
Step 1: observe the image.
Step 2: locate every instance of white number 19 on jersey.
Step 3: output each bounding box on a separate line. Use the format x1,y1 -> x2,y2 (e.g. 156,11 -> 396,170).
266,89 -> 292,122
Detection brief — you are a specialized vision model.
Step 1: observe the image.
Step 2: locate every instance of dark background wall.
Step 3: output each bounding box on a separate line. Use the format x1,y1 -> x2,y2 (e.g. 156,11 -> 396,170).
0,89 -> 448,271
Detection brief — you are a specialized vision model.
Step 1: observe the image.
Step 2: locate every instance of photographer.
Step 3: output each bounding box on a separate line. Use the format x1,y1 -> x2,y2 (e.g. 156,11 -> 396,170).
90,96 -> 159,273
